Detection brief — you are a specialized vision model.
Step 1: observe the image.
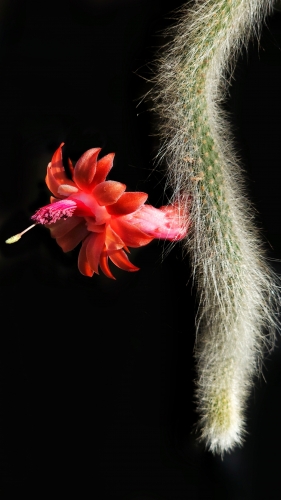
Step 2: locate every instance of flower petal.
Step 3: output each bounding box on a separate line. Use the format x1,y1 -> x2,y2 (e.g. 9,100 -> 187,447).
45,143 -> 76,197
109,249 -> 139,272
99,251 -> 116,279
68,158 -> 74,178
48,216 -> 82,239
91,153 -> 115,187
73,148 -> 101,191
105,225 -> 124,252
58,184 -> 79,196
110,219 -> 153,247
85,218 -> 106,233
56,221 -> 89,252
106,192 -> 148,216
78,236 -> 94,277
92,181 -> 126,206
86,231 -> 106,274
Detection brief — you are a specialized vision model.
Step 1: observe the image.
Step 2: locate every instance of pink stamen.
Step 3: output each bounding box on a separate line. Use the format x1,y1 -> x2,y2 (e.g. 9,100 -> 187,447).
31,199 -> 77,225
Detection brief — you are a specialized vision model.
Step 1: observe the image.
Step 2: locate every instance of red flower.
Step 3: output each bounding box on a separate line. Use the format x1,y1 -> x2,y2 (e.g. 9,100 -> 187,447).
7,144 -> 188,278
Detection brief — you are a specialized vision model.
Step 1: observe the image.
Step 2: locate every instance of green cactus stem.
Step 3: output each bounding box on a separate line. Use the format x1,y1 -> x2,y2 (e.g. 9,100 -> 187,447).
153,0 -> 280,454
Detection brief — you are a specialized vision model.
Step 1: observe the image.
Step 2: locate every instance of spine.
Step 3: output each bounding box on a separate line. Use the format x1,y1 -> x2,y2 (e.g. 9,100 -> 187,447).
153,0 -> 279,454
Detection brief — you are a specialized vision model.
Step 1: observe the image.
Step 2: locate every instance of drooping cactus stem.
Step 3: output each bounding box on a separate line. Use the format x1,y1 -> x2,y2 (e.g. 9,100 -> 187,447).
153,0 -> 280,454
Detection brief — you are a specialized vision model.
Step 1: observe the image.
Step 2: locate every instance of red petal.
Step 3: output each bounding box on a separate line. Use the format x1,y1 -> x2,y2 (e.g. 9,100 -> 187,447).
45,143 -> 76,197
78,236 -> 94,277
73,148 -> 101,191
68,158 -> 74,177
105,225 -> 124,252
48,216 -> 82,239
106,192 -> 148,216
57,184 -> 79,196
85,218 -> 106,233
52,142 -> 64,164
99,250 -> 116,280
56,222 -> 89,252
92,181 -> 126,206
91,153 -> 115,187
86,231 -> 106,274
109,249 -> 139,272
110,219 -> 152,247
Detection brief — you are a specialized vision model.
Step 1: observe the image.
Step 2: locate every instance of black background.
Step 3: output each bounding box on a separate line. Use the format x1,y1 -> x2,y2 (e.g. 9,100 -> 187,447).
1,1 -> 281,498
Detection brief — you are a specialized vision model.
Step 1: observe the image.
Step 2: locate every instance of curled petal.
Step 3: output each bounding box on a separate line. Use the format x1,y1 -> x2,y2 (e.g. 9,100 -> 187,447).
105,225 -> 124,252
78,236 -> 94,277
92,181 -> 126,206
99,251 -> 116,279
86,231 -> 106,274
90,153 -> 115,188
45,143 -> 76,197
56,221 -> 89,252
106,192 -> 148,216
73,148 -> 101,191
109,249 -> 139,272
110,219 -> 153,247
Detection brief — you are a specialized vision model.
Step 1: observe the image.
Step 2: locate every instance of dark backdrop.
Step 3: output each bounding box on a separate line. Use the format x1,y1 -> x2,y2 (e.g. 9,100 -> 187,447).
0,1 -> 281,498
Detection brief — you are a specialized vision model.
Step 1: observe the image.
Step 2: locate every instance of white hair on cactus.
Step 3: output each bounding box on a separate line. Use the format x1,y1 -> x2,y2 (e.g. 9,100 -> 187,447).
152,0 -> 280,455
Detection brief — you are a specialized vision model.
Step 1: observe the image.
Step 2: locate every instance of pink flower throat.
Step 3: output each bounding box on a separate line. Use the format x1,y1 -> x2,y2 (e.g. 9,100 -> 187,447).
31,199 -> 77,225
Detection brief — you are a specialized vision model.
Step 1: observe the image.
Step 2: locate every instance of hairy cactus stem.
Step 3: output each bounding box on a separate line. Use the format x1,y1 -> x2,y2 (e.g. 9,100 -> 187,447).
152,0 -> 280,455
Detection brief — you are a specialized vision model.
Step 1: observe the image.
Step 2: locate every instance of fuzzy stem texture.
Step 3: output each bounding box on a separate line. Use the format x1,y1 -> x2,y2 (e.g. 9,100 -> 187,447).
152,0 -> 280,455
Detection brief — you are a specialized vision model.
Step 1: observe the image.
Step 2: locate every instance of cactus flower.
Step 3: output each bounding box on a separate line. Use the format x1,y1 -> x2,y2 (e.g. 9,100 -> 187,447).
7,144 -> 188,278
